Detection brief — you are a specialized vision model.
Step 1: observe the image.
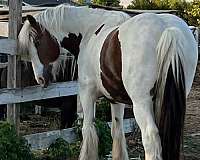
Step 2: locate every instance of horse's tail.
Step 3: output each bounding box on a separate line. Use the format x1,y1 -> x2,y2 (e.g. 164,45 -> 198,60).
154,27 -> 186,160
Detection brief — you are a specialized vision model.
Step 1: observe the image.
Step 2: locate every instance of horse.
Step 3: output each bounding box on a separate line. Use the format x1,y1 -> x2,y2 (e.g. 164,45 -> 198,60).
0,23 -> 77,128
18,5 -> 198,160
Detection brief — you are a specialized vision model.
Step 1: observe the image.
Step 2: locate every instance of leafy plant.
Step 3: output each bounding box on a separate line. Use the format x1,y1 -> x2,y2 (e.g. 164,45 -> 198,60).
93,0 -> 120,7
95,119 -> 112,158
128,0 -> 187,10
77,0 -> 120,6
0,121 -> 35,160
185,0 -> 200,26
128,0 -> 159,10
96,98 -> 111,121
127,0 -> 200,27
46,138 -> 70,160
68,141 -> 82,158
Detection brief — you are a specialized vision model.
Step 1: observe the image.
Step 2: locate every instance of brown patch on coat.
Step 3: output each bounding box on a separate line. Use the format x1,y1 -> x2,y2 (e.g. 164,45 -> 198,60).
100,28 -> 132,105
34,29 -> 60,66
61,33 -> 82,59
27,15 -> 60,66
95,24 -> 105,35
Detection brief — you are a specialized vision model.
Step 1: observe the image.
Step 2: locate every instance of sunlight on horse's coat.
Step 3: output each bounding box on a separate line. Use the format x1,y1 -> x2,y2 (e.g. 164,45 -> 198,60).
18,5 -> 198,160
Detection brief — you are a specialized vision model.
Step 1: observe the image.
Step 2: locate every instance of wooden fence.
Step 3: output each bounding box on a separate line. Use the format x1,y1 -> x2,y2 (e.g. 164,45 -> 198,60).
24,118 -> 136,150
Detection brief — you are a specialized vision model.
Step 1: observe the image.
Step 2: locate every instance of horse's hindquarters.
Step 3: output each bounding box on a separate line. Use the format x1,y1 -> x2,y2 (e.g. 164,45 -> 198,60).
118,14 -> 164,101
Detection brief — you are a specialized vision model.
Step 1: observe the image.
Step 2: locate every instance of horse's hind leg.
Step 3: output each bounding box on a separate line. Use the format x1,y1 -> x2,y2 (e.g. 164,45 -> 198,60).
79,86 -> 99,160
132,97 -> 162,160
111,103 -> 129,160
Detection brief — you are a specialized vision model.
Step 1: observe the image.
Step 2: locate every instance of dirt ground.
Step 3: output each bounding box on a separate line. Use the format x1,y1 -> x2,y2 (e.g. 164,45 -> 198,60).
185,59 -> 200,135
183,57 -> 200,160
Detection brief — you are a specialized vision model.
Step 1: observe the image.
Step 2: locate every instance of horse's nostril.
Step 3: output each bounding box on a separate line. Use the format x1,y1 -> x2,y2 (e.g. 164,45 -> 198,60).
38,77 -> 45,85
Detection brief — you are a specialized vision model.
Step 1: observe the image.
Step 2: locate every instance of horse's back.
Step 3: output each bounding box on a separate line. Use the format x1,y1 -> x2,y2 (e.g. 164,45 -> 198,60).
118,13 -> 197,99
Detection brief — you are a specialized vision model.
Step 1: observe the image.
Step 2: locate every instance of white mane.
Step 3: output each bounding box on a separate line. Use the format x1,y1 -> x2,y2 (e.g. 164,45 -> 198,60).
18,5 -> 130,82
35,4 -> 130,39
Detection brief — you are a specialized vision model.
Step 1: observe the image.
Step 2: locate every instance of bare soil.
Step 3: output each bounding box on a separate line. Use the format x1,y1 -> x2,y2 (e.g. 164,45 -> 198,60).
183,58 -> 200,160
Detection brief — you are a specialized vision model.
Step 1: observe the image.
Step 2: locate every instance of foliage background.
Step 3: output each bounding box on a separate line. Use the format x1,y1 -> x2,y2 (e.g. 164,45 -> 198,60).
127,0 -> 200,27
0,122 -> 35,160
78,0 -> 200,27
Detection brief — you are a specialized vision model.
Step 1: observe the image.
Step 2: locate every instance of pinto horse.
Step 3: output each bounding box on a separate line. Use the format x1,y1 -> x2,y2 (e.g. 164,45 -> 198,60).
18,5 -> 198,160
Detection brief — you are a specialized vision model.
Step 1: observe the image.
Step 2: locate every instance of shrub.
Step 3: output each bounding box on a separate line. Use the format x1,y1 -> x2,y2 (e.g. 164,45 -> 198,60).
96,98 -> 111,121
128,0 -> 160,10
127,0 -> 200,27
95,119 -> 112,158
0,122 -> 35,160
67,141 -> 82,158
93,0 -> 120,6
46,138 -> 70,160
77,0 -> 120,6
128,0 -> 187,10
185,0 -> 200,26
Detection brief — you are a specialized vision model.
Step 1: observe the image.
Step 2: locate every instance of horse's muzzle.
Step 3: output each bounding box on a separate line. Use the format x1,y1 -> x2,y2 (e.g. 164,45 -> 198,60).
42,65 -> 52,88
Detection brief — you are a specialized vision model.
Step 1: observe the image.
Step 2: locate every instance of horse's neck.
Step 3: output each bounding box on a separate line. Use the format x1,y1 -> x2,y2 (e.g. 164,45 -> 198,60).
35,5 -> 130,42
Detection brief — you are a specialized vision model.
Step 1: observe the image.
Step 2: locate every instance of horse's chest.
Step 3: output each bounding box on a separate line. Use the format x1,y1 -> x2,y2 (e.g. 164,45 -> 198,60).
100,29 -> 132,105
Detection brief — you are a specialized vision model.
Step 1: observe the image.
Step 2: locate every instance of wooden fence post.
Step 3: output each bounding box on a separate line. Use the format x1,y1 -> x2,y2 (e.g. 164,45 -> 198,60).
7,0 -> 22,133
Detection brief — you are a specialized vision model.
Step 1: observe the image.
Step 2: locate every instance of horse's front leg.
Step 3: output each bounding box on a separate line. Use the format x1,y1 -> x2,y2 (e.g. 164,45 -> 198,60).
111,103 -> 129,160
79,85 -> 99,160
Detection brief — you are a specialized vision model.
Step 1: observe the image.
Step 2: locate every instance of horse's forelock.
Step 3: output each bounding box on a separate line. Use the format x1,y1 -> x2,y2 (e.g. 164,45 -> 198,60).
18,20 -> 47,61
18,20 -> 32,54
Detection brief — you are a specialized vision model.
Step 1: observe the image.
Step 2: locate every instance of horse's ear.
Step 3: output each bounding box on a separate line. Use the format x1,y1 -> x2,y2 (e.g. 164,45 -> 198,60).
27,15 -> 37,26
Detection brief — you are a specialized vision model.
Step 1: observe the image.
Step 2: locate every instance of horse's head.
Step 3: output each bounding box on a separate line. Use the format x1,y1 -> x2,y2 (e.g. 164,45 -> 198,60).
18,15 -> 60,87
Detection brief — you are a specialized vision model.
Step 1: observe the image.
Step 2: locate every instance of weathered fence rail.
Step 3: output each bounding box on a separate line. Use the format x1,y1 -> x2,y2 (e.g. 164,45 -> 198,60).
0,81 -> 78,105
24,127 -> 77,150
24,118 -> 136,150
0,38 -> 16,55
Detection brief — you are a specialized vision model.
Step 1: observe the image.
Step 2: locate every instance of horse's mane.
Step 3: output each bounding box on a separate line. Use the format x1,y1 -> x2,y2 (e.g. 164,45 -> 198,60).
51,51 -> 77,82
18,4 -> 130,82
35,4 -> 130,35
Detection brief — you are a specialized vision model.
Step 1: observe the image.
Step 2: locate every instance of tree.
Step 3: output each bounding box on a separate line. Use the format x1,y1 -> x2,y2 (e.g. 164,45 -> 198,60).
93,0 -> 120,6
77,0 -> 120,6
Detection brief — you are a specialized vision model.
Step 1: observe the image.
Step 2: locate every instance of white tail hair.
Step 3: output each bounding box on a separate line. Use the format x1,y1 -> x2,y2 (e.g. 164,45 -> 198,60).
155,27 -> 185,121
154,27 -> 186,160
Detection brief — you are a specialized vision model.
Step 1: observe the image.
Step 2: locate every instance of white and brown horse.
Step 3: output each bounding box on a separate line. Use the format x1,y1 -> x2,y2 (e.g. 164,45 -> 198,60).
18,5 -> 198,160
